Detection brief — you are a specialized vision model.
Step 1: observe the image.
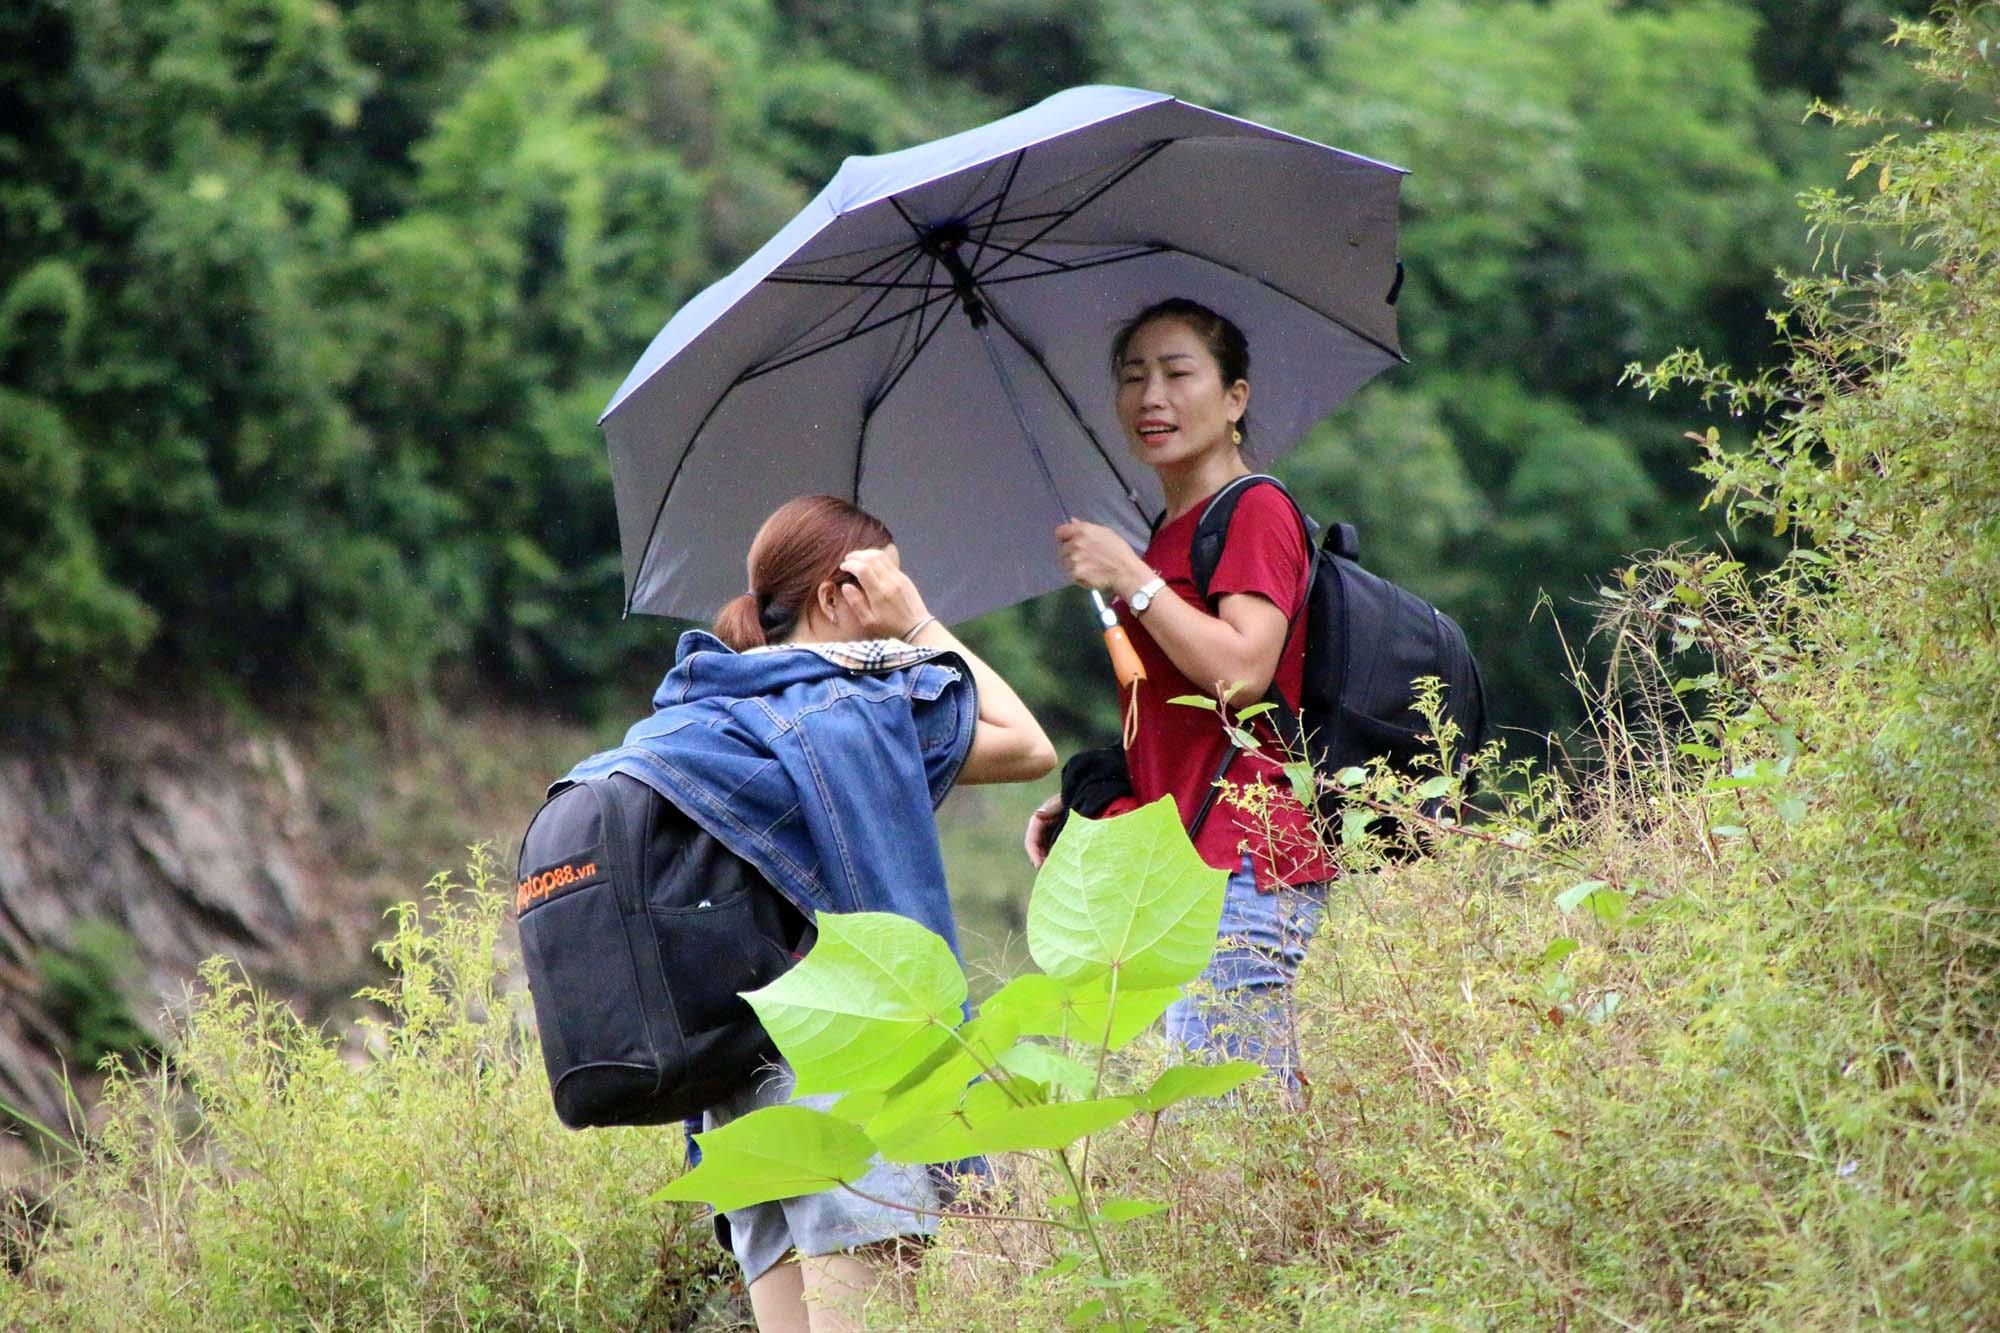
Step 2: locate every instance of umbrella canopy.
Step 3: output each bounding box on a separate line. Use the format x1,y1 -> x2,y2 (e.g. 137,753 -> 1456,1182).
602,84 -> 1405,625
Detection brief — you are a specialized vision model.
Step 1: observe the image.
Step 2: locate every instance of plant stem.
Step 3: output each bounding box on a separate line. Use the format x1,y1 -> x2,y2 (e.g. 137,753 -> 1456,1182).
940,1017 -> 1030,1108
1054,1146 -> 1132,1331
1089,966 -> 1120,1102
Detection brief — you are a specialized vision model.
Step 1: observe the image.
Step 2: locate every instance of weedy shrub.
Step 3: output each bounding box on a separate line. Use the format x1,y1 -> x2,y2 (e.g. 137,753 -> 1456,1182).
0,848 -> 724,1330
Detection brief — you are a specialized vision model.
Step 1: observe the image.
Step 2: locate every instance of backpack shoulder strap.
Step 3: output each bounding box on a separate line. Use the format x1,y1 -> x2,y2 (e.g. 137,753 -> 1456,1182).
1188,474 -> 1307,607
1182,476 -> 1320,841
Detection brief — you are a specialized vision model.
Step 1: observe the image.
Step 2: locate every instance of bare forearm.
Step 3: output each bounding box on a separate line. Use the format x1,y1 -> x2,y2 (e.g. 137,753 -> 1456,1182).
1132,592 -> 1280,702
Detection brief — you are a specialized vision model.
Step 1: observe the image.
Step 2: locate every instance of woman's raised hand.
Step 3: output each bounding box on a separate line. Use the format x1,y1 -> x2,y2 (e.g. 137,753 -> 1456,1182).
837,546 -> 929,639
1055,520 -> 1149,597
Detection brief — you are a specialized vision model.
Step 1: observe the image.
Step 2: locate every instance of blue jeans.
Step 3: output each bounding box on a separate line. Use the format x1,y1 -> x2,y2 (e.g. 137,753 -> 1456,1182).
1164,856 -> 1327,1099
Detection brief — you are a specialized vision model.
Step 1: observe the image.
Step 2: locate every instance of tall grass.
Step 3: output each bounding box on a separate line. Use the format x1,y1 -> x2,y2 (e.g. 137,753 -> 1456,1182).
0,849 -> 726,1330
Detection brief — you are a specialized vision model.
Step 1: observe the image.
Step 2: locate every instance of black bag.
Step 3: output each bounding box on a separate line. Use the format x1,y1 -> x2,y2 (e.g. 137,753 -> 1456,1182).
1185,474 -> 1488,831
514,772 -> 813,1128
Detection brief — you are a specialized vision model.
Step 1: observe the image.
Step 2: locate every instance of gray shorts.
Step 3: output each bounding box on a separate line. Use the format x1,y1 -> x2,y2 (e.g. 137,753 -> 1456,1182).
705,1061 -> 943,1285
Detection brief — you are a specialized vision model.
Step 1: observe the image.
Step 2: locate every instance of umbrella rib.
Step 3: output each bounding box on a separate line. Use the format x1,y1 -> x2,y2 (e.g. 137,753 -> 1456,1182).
978,290 -> 1150,526
739,286 -> 962,383
1167,247 -> 1409,366
971,239 -> 1169,278
766,275 -> 947,289
991,139 -> 1173,264
975,245 -> 1170,284
623,369 -> 753,616
967,151 -> 1025,273
853,263 -> 955,499
872,248 -> 944,403
842,245 -> 937,340
751,249 -> 932,372
772,233 -> 934,279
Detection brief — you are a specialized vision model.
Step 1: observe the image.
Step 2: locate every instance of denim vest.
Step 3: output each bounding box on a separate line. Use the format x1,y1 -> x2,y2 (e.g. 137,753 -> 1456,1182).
561,631 -> 977,955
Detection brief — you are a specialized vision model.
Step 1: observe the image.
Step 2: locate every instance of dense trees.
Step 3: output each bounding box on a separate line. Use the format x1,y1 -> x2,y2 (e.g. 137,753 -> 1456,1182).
0,0 -> 1928,735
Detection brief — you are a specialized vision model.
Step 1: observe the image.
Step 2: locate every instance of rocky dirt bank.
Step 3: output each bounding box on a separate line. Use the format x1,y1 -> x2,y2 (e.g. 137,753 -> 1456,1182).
0,705 -> 601,1178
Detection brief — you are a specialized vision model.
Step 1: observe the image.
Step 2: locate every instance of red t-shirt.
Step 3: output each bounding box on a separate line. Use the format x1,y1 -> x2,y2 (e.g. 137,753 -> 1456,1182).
1111,484 -> 1334,888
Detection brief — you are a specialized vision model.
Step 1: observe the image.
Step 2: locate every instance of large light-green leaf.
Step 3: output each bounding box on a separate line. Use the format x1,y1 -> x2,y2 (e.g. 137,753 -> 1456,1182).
870,1081 -> 1138,1164
1027,797 -> 1227,989
859,1012 -> 1020,1138
1130,1061 -> 1264,1113
980,972 -> 1181,1051
649,1105 -> 874,1212
997,1040 -> 1097,1100
743,911 -> 967,1096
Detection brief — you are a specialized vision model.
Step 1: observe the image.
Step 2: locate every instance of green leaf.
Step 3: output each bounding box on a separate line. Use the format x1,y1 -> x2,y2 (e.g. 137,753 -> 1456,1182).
1283,761 -> 1317,805
1234,702 -> 1277,722
649,1106 -> 874,1212
1096,1198 -> 1168,1225
998,1042 -> 1097,1100
1340,810 -> 1373,847
1415,775 -> 1452,800
862,1012 -> 1021,1137
1585,890 -> 1629,926
1131,1061 -> 1263,1112
1031,1252 -> 1088,1283
1554,880 -> 1609,913
1334,766 -> 1367,788
1026,797 -> 1227,990
744,912 -> 966,1096
1167,694 -> 1216,710
871,1081 -> 1137,1163
1537,937 -> 1580,969
981,972 -> 1180,1051
1065,1299 -> 1107,1328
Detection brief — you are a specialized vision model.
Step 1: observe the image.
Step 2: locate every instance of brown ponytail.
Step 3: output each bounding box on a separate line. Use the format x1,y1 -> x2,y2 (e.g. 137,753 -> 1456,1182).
712,592 -> 767,651
710,495 -> 894,651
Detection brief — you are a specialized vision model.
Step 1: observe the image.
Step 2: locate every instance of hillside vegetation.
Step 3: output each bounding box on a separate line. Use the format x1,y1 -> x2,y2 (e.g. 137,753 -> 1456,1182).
0,0 -> 1934,739
5,6 -> 1998,1331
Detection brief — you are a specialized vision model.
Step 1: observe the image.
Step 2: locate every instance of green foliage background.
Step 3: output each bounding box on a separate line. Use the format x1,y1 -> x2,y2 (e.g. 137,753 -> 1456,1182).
0,0 -> 1934,737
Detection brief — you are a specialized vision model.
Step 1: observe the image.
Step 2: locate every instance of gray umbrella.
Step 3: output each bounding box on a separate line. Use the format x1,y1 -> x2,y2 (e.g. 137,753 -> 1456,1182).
601,85 -> 1405,627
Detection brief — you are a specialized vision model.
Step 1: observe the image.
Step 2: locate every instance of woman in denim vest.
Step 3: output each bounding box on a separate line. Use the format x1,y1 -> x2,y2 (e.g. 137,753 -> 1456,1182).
1027,299 -> 1334,1104
680,495 -> 1053,1332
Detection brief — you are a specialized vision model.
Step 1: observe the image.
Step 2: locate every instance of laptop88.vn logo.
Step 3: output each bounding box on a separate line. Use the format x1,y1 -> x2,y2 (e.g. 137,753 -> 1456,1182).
516,857 -> 602,915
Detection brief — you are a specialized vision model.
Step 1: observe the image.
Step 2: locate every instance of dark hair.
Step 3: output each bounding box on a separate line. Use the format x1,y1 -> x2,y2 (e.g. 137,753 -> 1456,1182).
1109,297 -> 1252,448
712,495 -> 894,650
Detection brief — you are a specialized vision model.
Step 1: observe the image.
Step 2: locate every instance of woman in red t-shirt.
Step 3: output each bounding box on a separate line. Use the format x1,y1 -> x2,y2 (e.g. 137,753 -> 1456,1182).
1027,297 -> 1331,1099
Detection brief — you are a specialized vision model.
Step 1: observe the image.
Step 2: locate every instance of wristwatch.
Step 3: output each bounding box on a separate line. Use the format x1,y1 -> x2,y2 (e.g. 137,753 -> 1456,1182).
1128,575 -> 1168,615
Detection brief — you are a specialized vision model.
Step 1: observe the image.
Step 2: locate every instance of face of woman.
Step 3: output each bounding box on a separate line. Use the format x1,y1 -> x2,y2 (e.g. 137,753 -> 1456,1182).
1114,317 -> 1247,473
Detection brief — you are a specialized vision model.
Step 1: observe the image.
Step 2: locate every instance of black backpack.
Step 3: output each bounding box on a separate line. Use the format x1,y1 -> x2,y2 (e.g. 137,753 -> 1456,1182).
515,772 -> 812,1128
1185,474 -> 1488,832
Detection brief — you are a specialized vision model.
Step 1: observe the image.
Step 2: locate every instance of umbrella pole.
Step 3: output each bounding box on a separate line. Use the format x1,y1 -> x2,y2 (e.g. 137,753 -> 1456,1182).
941,250 -> 1147,746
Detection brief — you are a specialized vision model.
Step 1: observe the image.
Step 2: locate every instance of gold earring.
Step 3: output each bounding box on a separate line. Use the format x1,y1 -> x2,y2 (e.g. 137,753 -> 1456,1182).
1231,425 -> 1243,446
